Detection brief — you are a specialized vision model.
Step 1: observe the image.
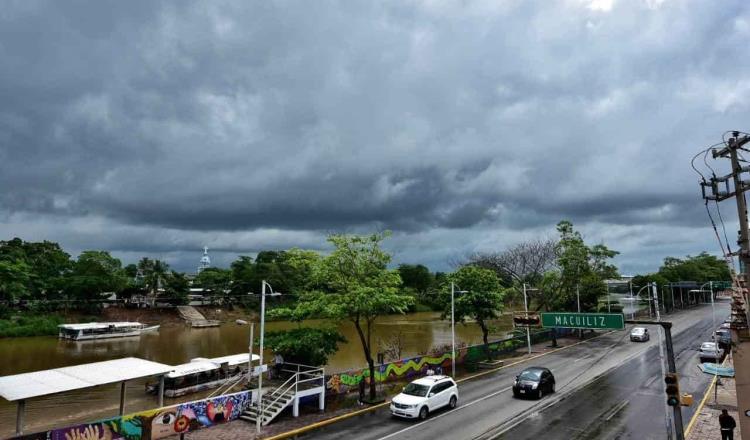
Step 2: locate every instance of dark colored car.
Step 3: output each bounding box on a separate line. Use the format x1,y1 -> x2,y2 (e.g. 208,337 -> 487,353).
512,367 -> 555,399
715,329 -> 731,350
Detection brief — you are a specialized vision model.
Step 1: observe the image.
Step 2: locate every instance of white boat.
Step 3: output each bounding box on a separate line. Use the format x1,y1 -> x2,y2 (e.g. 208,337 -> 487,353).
148,353 -> 259,397
58,322 -> 161,341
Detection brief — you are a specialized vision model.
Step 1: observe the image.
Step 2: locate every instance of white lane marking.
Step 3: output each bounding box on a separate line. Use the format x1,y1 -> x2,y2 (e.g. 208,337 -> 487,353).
376,386 -> 512,440
604,400 -> 629,421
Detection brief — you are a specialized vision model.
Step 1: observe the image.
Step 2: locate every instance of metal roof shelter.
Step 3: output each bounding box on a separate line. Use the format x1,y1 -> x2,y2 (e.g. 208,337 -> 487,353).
0,357 -> 173,436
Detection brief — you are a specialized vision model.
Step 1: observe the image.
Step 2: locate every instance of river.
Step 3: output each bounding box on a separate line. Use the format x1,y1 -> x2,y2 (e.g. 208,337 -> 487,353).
0,311 -> 513,437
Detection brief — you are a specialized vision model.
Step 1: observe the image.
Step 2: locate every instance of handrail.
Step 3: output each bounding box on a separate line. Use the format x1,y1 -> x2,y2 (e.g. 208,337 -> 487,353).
261,368 -> 325,418
263,373 -> 299,416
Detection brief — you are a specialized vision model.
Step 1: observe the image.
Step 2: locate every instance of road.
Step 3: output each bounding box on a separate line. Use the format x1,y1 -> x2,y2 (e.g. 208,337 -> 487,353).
298,303 -> 728,440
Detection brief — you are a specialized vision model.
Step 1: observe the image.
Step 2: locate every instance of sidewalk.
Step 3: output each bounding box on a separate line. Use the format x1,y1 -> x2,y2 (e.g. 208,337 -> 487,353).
687,357 -> 740,440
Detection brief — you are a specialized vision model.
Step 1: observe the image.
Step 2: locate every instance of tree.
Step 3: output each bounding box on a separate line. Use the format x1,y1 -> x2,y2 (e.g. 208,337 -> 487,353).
230,256 -> 255,296
0,238 -> 72,302
398,264 -> 433,294
277,249 -> 321,295
137,258 -> 170,295
443,266 -> 504,359
263,327 -> 345,366
464,239 -> 557,286
64,251 -> 127,309
527,221 -> 618,346
656,252 -> 731,283
163,271 -> 190,305
273,232 -> 412,400
0,260 -> 31,309
194,267 -> 232,304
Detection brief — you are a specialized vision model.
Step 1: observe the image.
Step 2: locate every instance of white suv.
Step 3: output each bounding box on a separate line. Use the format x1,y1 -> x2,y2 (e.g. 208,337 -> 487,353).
390,375 -> 458,420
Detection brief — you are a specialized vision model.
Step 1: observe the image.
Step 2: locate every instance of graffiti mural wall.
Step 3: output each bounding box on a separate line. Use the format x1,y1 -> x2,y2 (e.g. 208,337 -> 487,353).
14,391 -> 251,440
326,328 -> 574,394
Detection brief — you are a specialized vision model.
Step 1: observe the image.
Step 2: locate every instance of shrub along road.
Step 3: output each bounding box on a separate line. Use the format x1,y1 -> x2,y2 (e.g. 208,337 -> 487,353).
293,303 -> 727,440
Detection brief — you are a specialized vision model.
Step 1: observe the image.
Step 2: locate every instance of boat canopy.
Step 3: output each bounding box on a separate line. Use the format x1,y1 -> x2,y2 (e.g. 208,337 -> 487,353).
166,361 -> 221,379
203,353 -> 260,367
58,322 -> 144,330
0,357 -> 173,402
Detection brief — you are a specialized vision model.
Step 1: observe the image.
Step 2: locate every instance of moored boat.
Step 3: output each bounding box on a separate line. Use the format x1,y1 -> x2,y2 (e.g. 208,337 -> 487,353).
58,322 -> 160,340
147,353 -> 259,397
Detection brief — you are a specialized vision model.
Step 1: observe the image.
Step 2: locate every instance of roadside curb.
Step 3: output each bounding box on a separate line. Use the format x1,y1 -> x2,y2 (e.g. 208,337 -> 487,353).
262,332 -> 612,440
684,357 -> 728,437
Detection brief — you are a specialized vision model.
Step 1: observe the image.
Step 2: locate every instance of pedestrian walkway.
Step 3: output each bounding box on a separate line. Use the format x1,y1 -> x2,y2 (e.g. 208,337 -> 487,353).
687,357 -> 740,440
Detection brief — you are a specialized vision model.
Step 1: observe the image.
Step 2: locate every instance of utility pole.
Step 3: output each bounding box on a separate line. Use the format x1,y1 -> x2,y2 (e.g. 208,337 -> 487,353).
703,131 -> 750,439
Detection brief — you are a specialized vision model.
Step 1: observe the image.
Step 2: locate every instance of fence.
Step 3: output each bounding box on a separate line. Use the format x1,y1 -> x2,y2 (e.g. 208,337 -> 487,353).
325,328 -> 574,395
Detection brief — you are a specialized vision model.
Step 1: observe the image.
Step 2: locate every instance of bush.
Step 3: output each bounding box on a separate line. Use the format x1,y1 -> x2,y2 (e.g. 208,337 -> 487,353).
0,314 -> 64,337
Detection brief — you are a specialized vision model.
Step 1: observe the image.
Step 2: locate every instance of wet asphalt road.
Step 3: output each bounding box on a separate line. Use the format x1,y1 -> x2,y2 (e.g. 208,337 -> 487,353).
501,306 -> 725,439
297,303 -> 727,440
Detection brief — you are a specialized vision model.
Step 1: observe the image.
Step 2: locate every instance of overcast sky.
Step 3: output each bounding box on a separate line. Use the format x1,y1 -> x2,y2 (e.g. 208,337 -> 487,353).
1,0 -> 749,274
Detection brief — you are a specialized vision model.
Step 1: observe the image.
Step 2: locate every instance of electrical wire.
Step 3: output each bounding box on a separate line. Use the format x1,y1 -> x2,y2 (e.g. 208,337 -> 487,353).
715,200 -> 733,256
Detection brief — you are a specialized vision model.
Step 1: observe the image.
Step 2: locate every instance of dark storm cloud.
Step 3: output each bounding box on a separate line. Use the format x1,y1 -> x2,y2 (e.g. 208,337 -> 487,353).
2,0 -> 750,273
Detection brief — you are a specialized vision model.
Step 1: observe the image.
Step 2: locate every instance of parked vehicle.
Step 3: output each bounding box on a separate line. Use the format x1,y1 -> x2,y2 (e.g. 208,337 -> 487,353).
630,327 -> 650,342
715,329 -> 731,350
390,376 -> 458,420
720,322 -> 731,329
698,342 -> 725,363
512,367 -> 555,399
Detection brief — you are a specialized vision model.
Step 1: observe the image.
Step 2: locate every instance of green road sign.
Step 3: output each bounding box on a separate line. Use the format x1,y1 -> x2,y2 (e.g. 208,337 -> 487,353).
541,312 -> 624,330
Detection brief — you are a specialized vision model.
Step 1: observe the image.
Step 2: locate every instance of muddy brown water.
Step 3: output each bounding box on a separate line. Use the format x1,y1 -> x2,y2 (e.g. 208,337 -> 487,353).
0,312 -> 513,437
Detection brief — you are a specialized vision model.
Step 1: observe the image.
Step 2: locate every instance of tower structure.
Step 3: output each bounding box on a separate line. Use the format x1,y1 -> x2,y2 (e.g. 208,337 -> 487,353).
198,246 -> 211,273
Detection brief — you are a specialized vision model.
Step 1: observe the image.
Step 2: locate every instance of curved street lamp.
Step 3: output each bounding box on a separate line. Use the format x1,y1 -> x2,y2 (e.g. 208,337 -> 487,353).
450,282 -> 468,378
256,281 -> 281,434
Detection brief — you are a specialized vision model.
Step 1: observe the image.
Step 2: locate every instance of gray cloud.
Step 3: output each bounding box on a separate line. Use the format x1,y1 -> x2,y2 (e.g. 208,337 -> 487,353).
1,0 -> 749,273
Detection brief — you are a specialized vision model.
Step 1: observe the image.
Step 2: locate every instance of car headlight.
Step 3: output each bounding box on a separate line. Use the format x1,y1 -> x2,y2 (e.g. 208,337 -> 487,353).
531,383 -> 538,389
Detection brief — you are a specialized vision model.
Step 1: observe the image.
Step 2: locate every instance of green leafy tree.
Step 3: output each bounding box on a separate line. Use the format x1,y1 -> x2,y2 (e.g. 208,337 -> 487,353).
0,260 -> 31,309
65,251 -> 127,309
278,249 -> 321,295
195,267 -> 232,304
230,256 -> 255,296
263,327 -> 346,366
273,232 -> 412,400
163,271 -> 190,305
0,238 -> 72,303
656,252 -> 730,283
442,266 -> 504,359
137,258 -> 170,295
398,264 -> 433,294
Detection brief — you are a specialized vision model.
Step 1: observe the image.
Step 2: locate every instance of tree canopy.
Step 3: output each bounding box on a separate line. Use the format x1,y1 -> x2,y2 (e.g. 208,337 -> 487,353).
442,266 -> 504,357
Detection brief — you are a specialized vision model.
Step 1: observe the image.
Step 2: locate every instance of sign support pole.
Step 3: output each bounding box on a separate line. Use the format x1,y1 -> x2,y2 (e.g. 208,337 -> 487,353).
627,319 -> 683,440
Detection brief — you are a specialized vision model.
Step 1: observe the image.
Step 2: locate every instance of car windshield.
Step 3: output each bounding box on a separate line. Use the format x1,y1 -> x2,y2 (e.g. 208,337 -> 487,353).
631,328 -> 645,334
403,383 -> 430,397
701,343 -> 717,350
519,370 -> 542,381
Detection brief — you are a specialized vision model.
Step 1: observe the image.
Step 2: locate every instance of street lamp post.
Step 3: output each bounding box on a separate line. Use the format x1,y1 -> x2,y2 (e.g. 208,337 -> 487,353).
633,283 -> 653,320
523,284 -> 532,355
256,281 -> 281,434
450,282 -> 467,378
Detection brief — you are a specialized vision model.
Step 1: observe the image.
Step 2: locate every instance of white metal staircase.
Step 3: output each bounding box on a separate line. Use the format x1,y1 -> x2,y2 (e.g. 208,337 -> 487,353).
240,365 -> 325,426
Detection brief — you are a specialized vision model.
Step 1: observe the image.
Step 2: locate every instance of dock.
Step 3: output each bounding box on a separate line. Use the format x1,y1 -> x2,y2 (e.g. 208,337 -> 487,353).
177,306 -> 221,328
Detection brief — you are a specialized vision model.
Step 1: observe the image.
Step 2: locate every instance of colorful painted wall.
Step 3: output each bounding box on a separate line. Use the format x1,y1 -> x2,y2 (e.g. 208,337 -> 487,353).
326,328 -> 573,394
13,391 -> 251,440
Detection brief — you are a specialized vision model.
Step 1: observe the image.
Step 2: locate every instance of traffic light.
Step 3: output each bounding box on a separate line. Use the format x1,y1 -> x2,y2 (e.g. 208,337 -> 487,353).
665,373 -> 680,406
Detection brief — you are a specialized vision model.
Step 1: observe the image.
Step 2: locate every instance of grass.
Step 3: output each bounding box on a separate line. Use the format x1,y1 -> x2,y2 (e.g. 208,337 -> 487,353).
0,314 -> 65,337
